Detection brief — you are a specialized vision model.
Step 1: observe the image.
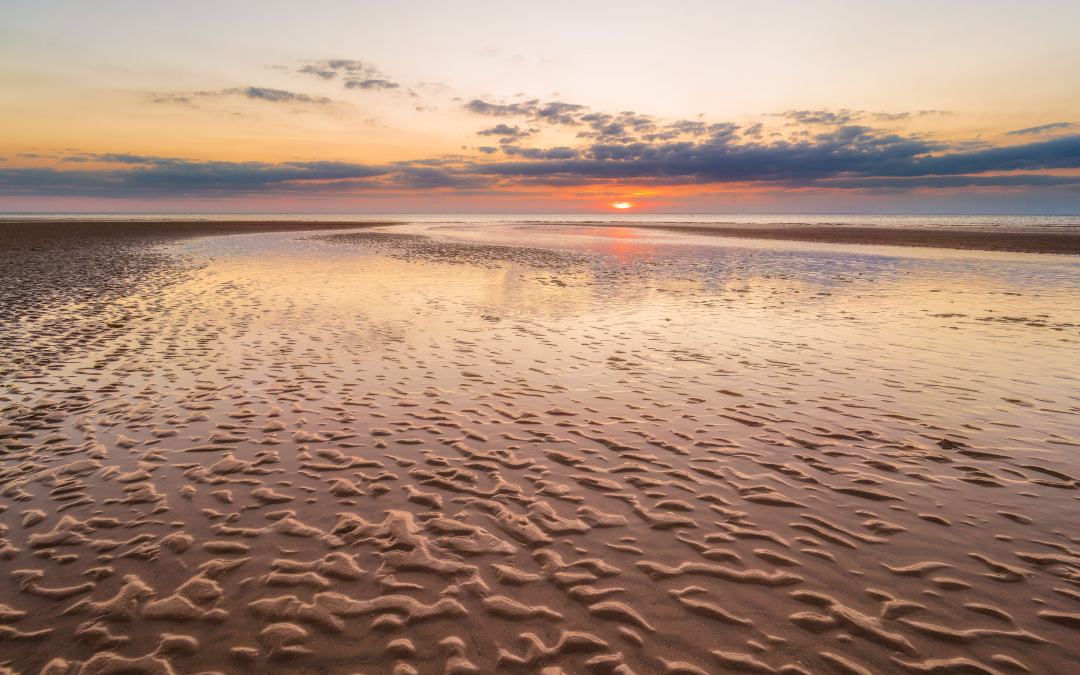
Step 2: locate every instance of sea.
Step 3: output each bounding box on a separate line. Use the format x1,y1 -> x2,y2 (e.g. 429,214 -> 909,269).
1,212 -> 1078,227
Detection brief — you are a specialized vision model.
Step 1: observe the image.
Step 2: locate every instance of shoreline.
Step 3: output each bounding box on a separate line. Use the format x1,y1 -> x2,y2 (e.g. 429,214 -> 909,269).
3,218 -> 1080,255
607,223 -> 1080,255
0,220 -> 397,247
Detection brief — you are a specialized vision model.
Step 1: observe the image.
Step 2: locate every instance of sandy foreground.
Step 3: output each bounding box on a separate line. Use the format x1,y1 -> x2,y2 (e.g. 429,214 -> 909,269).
2,220 -> 1080,675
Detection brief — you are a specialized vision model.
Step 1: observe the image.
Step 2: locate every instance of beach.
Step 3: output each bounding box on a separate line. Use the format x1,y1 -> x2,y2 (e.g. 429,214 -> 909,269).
3,219 -> 1080,675
633,223 -> 1080,255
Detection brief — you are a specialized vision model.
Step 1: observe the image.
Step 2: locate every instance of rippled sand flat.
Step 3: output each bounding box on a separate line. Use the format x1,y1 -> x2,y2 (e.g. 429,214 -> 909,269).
2,221 -> 1080,675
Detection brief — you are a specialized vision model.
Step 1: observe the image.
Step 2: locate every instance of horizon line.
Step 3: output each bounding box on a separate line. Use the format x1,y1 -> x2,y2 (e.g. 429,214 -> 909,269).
3,211 -> 1080,217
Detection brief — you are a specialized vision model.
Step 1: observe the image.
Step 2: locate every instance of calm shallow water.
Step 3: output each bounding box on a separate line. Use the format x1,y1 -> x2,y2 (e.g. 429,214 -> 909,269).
3,223 -> 1080,675
3,212 -> 1079,228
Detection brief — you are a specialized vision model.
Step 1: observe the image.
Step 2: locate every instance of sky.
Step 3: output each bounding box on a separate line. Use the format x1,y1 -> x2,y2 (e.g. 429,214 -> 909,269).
1,0 -> 1079,213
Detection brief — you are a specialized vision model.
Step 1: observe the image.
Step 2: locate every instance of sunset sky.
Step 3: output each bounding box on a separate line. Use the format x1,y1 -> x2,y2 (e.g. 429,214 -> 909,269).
2,0 -> 1079,213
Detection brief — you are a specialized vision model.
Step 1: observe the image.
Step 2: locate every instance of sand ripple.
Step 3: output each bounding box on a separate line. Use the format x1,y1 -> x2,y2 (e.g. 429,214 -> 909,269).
2,222 -> 1080,674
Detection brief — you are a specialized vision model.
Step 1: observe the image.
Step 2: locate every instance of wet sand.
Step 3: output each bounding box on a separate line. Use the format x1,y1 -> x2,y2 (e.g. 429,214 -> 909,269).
623,224 -> 1080,255
3,221 -> 1080,675
0,219 -> 397,242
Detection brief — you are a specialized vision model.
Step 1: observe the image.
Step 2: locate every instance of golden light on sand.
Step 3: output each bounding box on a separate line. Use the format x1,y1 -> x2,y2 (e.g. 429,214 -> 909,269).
612,202 -> 633,209
5,217 -> 1080,674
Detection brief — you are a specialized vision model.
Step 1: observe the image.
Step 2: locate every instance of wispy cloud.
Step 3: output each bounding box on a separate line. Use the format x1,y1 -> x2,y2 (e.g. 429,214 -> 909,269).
871,110 -> 953,122
1005,122 -> 1076,136
777,109 -> 862,126
776,109 -> 953,126
501,146 -> 579,160
815,175 -> 1080,189
294,59 -> 401,91
343,79 -> 399,90
150,87 -> 332,105
227,87 -> 331,104
297,59 -> 378,80
148,59 -> 405,108
463,99 -> 540,117
0,154 -> 498,197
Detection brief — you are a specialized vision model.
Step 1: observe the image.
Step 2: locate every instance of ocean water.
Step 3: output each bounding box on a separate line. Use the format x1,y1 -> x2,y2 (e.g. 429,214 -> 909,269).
1,212 -> 1078,228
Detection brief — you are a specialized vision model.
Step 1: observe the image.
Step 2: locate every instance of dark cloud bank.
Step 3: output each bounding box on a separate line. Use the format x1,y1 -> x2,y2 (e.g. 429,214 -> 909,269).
4,93 -> 1079,198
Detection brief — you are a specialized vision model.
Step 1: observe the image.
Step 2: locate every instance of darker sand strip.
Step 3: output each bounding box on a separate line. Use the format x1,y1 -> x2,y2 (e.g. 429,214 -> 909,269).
0,220 -> 398,247
624,224 -> 1080,255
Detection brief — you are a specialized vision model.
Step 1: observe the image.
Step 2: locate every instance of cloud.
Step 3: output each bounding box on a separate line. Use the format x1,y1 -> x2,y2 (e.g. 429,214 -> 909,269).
467,131 -> 1080,186
741,123 -> 764,139
466,99 -> 752,151
477,124 -> 534,138
0,152 -> 505,198
501,146 -> 579,160
343,79 -> 399,90
463,98 -> 588,126
225,87 -> 331,104
1005,122 -> 1075,136
777,109 -> 954,127
297,59 -> 379,80
57,153 -> 166,164
148,93 -> 193,104
898,134 -> 1080,176
383,167 -> 495,190
535,102 -> 588,125
777,109 -> 862,126
575,111 -> 657,139
295,59 -> 402,91
0,156 -> 389,197
6,115 -> 1080,200
415,82 -> 451,94
872,112 -> 912,122
871,110 -> 953,122
814,174 -> 1080,189
463,99 -> 539,117
150,87 -> 332,105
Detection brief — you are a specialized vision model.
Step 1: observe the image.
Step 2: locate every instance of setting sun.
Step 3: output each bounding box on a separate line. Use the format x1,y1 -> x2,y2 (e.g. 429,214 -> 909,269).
612,202 -> 634,209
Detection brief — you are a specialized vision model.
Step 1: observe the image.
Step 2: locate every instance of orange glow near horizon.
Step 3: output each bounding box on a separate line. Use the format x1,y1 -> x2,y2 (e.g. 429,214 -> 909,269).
612,202 -> 634,209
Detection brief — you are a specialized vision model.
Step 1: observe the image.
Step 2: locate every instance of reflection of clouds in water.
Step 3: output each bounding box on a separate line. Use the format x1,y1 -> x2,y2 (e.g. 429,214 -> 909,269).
292,223 -> 1080,403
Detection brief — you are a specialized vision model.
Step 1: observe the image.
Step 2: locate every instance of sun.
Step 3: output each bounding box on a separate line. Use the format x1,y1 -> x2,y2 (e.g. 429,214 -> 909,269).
612,202 -> 633,209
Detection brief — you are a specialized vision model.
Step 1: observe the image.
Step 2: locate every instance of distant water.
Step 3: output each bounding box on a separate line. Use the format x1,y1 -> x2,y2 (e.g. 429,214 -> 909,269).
1,212 -> 1078,227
